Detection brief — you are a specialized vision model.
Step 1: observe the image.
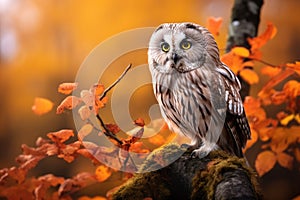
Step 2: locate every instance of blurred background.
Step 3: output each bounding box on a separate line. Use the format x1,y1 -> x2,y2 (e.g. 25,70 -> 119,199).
0,0 -> 299,199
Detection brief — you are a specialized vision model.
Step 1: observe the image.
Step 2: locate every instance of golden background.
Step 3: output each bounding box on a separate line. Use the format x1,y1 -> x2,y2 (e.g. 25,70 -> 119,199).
0,0 -> 299,199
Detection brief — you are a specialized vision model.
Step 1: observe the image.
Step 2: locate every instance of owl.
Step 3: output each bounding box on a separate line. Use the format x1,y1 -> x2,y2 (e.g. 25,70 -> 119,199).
148,22 -> 250,158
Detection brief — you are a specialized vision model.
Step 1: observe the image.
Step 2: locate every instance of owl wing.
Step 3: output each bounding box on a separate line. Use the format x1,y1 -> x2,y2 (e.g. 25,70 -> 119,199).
216,64 -> 251,157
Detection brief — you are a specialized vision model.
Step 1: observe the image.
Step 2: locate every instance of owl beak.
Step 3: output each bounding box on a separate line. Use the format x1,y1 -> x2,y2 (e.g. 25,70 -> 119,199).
172,53 -> 180,65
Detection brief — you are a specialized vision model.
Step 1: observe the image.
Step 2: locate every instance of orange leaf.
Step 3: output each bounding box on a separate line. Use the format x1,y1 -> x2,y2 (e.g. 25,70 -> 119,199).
32,97 -> 54,116
270,127 -> 290,153
148,134 -> 165,146
221,52 -> 243,74
271,91 -> 287,105
277,152 -> 293,170
207,17 -> 223,36
91,84 -> 105,96
286,61 -> 300,75
134,118 -> 145,127
231,47 -> 250,57
283,80 -> 300,98
78,105 -> 92,121
47,129 -> 74,143
95,165 -> 112,182
248,23 -> 277,51
58,82 -> 78,95
239,69 -> 259,84
56,96 -> 82,114
255,150 -> 276,176
261,66 -> 282,77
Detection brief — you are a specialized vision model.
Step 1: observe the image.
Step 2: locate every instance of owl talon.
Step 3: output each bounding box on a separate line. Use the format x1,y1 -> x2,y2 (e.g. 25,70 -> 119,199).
191,149 -> 209,159
181,143 -> 192,149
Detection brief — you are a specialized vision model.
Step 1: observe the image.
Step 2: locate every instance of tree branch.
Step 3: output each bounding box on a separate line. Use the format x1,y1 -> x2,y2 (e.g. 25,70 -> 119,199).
96,63 -> 132,146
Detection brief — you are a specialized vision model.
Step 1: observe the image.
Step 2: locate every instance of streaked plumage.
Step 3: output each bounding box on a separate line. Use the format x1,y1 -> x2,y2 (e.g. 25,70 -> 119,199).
148,22 -> 250,158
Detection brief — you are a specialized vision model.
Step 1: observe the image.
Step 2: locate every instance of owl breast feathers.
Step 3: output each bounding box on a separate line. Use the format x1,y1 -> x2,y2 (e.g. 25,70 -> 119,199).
148,22 -> 250,158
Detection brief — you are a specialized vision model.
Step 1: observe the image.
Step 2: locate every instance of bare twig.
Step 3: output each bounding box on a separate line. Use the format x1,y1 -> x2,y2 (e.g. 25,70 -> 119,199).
100,63 -> 132,101
95,63 -> 133,146
96,114 -> 122,145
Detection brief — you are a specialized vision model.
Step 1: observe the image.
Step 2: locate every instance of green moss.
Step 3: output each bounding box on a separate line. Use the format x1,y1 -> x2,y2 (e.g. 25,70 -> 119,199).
112,145 -> 260,200
139,143 -> 185,172
191,150 -> 260,200
112,143 -> 184,200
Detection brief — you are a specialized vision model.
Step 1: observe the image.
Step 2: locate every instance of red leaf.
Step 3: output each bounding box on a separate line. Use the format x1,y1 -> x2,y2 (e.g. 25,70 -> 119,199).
106,124 -> 120,134
134,118 -> 145,127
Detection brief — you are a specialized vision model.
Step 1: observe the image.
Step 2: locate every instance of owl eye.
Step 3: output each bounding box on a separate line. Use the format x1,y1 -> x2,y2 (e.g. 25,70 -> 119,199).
180,40 -> 192,50
161,42 -> 170,52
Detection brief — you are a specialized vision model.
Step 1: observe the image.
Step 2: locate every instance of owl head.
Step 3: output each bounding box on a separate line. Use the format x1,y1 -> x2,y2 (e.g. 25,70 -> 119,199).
148,22 -> 221,73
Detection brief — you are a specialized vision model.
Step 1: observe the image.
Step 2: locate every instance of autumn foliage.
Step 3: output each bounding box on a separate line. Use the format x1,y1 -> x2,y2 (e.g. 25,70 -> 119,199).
0,17 -> 299,199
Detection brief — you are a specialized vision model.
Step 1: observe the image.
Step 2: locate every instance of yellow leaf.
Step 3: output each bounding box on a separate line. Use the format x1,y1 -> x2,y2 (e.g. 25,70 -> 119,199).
239,69 -> 259,84
232,47 -> 250,57
32,97 -> 54,116
95,165 -> 112,182
255,150 -> 276,176
280,114 -> 294,126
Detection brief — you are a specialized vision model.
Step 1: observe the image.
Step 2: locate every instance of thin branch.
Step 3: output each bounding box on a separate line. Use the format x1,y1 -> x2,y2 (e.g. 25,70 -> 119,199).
100,63 -> 132,101
96,63 -> 133,145
252,58 -> 279,68
96,114 -> 123,145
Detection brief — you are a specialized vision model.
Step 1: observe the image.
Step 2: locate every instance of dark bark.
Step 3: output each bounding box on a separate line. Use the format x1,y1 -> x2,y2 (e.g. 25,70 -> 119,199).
226,0 -> 264,100
113,1 -> 264,199
113,144 -> 261,200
